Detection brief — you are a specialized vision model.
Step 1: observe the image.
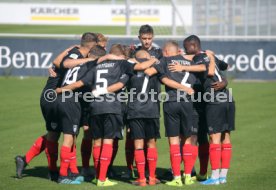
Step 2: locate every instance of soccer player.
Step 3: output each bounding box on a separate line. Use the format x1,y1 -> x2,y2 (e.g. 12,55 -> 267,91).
122,24 -> 163,179
169,35 -> 235,185
14,45 -> 80,181
144,40 -> 198,186
54,33 -> 101,184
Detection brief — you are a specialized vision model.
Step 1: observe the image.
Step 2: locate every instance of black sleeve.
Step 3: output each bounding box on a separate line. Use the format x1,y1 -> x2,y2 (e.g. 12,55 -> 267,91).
120,60 -> 135,76
193,53 -> 210,66
153,57 -> 167,79
60,49 -> 82,69
215,56 -> 228,71
118,73 -> 130,85
80,68 -> 94,87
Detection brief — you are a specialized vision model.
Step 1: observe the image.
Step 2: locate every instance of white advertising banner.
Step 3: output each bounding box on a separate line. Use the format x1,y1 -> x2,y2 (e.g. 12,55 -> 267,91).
0,3 -> 192,26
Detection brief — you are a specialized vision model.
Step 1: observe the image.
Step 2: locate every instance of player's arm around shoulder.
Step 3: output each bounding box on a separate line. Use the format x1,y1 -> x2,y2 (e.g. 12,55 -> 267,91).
55,81 -> 84,94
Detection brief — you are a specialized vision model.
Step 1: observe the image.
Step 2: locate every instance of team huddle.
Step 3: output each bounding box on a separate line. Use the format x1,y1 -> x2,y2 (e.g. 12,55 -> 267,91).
15,25 -> 235,186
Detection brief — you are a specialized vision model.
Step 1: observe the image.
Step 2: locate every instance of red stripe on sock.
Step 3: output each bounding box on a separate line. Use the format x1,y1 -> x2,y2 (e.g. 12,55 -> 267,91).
69,145 -> 79,174
59,146 -> 71,176
221,143 -> 232,169
135,149 -> 146,180
170,144 -> 181,177
147,147 -> 158,178
98,144 -> 113,181
209,144 -> 221,170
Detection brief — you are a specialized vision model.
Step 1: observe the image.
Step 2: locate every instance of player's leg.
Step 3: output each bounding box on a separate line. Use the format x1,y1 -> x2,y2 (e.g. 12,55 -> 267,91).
45,131 -> 60,181
182,135 -> 198,185
220,131 -> 232,184
197,114 -> 209,180
89,115 -> 103,182
132,139 -> 147,186
80,125 -> 93,177
122,128 -> 135,179
58,97 -> 81,184
219,101 -> 235,184
163,102 -> 182,187
201,103 -> 226,185
15,134 -> 47,179
180,101 -> 198,185
108,138 -> 119,178
129,119 -> 147,186
97,114 -> 122,186
145,118 -> 160,185
59,133 -> 80,184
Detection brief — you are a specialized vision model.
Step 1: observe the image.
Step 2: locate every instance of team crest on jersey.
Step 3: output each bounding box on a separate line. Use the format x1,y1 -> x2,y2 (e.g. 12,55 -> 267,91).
204,56 -> 210,62
51,122 -> 57,129
69,53 -> 79,59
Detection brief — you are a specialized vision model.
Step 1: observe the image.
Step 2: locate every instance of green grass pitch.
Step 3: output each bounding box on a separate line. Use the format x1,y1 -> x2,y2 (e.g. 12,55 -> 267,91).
0,77 -> 276,190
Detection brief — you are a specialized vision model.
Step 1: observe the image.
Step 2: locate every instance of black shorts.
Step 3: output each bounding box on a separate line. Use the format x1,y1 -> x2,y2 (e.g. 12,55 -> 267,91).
56,95 -> 81,135
40,97 -> 59,133
206,102 -> 235,134
128,118 -> 160,140
163,101 -> 195,138
89,114 -> 123,140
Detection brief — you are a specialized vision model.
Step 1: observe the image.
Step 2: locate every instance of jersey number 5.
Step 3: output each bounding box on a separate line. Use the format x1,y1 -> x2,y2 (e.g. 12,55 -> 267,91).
96,69 -> 108,89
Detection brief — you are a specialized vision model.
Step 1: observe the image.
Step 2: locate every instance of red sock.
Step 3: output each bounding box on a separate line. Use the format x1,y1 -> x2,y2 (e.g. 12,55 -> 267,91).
125,135 -> 134,170
110,139 -> 119,167
199,143 -> 209,175
170,144 -> 181,177
25,136 -> 46,163
209,144 -> 221,170
81,139 -> 92,168
135,149 -> 146,180
221,143 -> 232,168
93,146 -> 101,178
59,146 -> 71,176
45,140 -> 58,171
183,144 -> 198,175
69,145 -> 79,174
98,144 -> 113,181
147,147 -> 158,178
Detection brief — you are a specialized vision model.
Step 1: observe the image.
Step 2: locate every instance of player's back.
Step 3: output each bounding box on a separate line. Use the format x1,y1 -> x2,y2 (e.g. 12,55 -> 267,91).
126,58 -> 160,119
90,59 -> 132,115
157,55 -> 196,101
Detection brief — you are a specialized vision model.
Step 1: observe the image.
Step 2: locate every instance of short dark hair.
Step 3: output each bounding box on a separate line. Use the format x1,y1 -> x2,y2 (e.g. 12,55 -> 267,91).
183,35 -> 201,47
110,44 -> 125,56
89,45 -> 106,58
81,32 -> 98,47
139,24 -> 154,36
